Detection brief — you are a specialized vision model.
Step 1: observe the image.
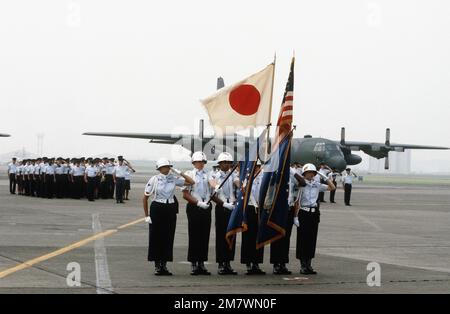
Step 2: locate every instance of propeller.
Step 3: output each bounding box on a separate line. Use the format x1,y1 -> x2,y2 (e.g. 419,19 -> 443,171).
340,127 -> 345,145
384,128 -> 391,169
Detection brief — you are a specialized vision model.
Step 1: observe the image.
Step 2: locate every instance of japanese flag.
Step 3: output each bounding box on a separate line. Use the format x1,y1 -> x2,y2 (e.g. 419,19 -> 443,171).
201,63 -> 274,135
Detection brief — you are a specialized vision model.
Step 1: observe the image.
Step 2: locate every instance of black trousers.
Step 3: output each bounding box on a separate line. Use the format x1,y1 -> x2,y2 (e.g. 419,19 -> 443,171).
270,207 -> 295,264
115,177 -> 125,202
24,177 -> 30,195
215,204 -> 236,263
45,175 -> 55,198
241,205 -> 264,264
34,177 -> 41,197
105,174 -> 114,198
100,176 -> 108,199
9,174 -> 16,194
148,201 -> 178,262
39,175 -> 45,197
330,180 -> 337,202
73,176 -> 83,199
186,202 -> 211,262
17,175 -> 23,193
296,208 -> 320,260
87,177 -> 96,201
61,174 -> 70,198
29,176 -> 36,197
55,175 -> 64,198
344,183 -> 352,205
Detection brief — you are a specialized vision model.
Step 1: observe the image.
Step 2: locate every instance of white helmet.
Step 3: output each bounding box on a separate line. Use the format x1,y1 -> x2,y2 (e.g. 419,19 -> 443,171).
217,152 -> 233,163
302,163 -> 317,174
156,158 -> 172,170
191,151 -> 207,163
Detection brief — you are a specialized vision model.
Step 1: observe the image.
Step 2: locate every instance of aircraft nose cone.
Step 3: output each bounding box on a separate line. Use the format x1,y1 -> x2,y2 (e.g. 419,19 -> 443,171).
327,156 -> 347,172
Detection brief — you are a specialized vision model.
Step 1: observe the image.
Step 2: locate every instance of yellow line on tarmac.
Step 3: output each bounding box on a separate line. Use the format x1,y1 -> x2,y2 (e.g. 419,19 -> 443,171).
0,217 -> 145,280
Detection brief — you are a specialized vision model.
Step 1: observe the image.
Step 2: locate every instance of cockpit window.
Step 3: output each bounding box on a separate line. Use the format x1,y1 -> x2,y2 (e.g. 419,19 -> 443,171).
326,144 -> 340,151
313,142 -> 325,152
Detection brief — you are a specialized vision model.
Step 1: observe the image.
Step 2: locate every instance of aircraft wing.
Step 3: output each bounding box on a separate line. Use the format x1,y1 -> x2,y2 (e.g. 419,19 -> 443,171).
340,140 -> 449,159
0,133 -> 10,137
83,132 -> 189,144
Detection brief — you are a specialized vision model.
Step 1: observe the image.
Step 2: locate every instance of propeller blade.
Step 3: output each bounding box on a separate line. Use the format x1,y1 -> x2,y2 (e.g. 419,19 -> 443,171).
385,128 -> 391,147
384,156 -> 389,170
340,127 -> 346,145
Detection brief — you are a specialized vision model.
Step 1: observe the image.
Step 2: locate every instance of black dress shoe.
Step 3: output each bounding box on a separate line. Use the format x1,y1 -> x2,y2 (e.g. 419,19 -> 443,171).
160,262 -> 173,276
280,264 -> 292,275
190,263 -> 200,276
273,264 -> 283,275
306,259 -> 317,275
225,262 -> 237,275
219,262 -> 237,275
197,262 -> 211,275
154,262 -> 164,276
247,263 -> 265,275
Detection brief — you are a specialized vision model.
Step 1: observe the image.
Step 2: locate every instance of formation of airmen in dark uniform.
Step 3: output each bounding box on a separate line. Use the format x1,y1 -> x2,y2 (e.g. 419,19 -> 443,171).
6,156 -> 135,203
141,152 -> 360,276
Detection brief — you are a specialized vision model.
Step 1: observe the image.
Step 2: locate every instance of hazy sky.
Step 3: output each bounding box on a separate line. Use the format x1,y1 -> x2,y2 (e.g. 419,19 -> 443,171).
1,0 -> 449,171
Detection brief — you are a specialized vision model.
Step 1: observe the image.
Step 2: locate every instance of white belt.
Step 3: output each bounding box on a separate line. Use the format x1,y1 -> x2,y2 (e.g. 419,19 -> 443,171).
301,207 -> 317,213
154,198 -> 175,204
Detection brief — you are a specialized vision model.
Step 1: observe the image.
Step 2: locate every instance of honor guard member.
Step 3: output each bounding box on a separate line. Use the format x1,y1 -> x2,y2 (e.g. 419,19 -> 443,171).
85,160 -> 99,201
328,168 -> 339,203
62,159 -> 71,198
80,158 -> 87,198
270,165 -> 305,275
317,163 -> 331,203
93,158 -> 102,199
55,158 -> 65,198
296,163 -> 335,274
71,159 -> 85,199
33,158 -> 42,197
26,159 -> 34,196
143,158 -> 194,275
17,161 -> 24,195
242,161 -> 266,275
99,158 -> 108,199
182,151 -> 213,275
342,168 -> 357,206
7,157 -> 18,194
123,159 -> 136,200
29,159 -> 37,197
23,160 -> 30,196
105,158 -> 115,199
44,159 -> 56,198
113,156 -> 129,204
209,152 -> 240,275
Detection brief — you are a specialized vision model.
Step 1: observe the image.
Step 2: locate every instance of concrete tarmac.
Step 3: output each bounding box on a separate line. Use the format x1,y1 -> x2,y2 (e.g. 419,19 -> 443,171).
0,174 -> 449,294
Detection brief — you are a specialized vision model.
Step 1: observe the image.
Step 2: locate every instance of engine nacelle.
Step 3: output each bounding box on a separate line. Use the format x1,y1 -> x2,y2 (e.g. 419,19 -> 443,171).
345,153 -> 362,165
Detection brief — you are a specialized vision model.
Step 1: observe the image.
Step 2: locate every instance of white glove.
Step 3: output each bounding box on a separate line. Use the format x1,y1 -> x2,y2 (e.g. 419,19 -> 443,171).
197,201 -> 210,209
293,217 -> 300,227
223,202 -> 234,210
318,172 -> 328,181
144,216 -> 152,224
171,168 -> 181,175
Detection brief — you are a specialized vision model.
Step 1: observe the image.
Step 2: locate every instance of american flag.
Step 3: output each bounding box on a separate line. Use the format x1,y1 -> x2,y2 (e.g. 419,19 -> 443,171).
274,58 -> 294,146
256,57 -> 294,248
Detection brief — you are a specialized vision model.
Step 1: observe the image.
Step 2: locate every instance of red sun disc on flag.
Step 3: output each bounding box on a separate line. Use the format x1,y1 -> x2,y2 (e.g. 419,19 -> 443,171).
229,84 -> 261,116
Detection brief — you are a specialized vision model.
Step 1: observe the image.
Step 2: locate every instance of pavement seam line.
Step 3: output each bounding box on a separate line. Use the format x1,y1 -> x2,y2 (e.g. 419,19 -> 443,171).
0,217 -> 145,280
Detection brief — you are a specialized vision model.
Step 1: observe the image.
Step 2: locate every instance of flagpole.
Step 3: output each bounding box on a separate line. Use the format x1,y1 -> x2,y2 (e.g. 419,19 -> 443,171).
265,53 -> 276,157
268,52 -> 276,124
